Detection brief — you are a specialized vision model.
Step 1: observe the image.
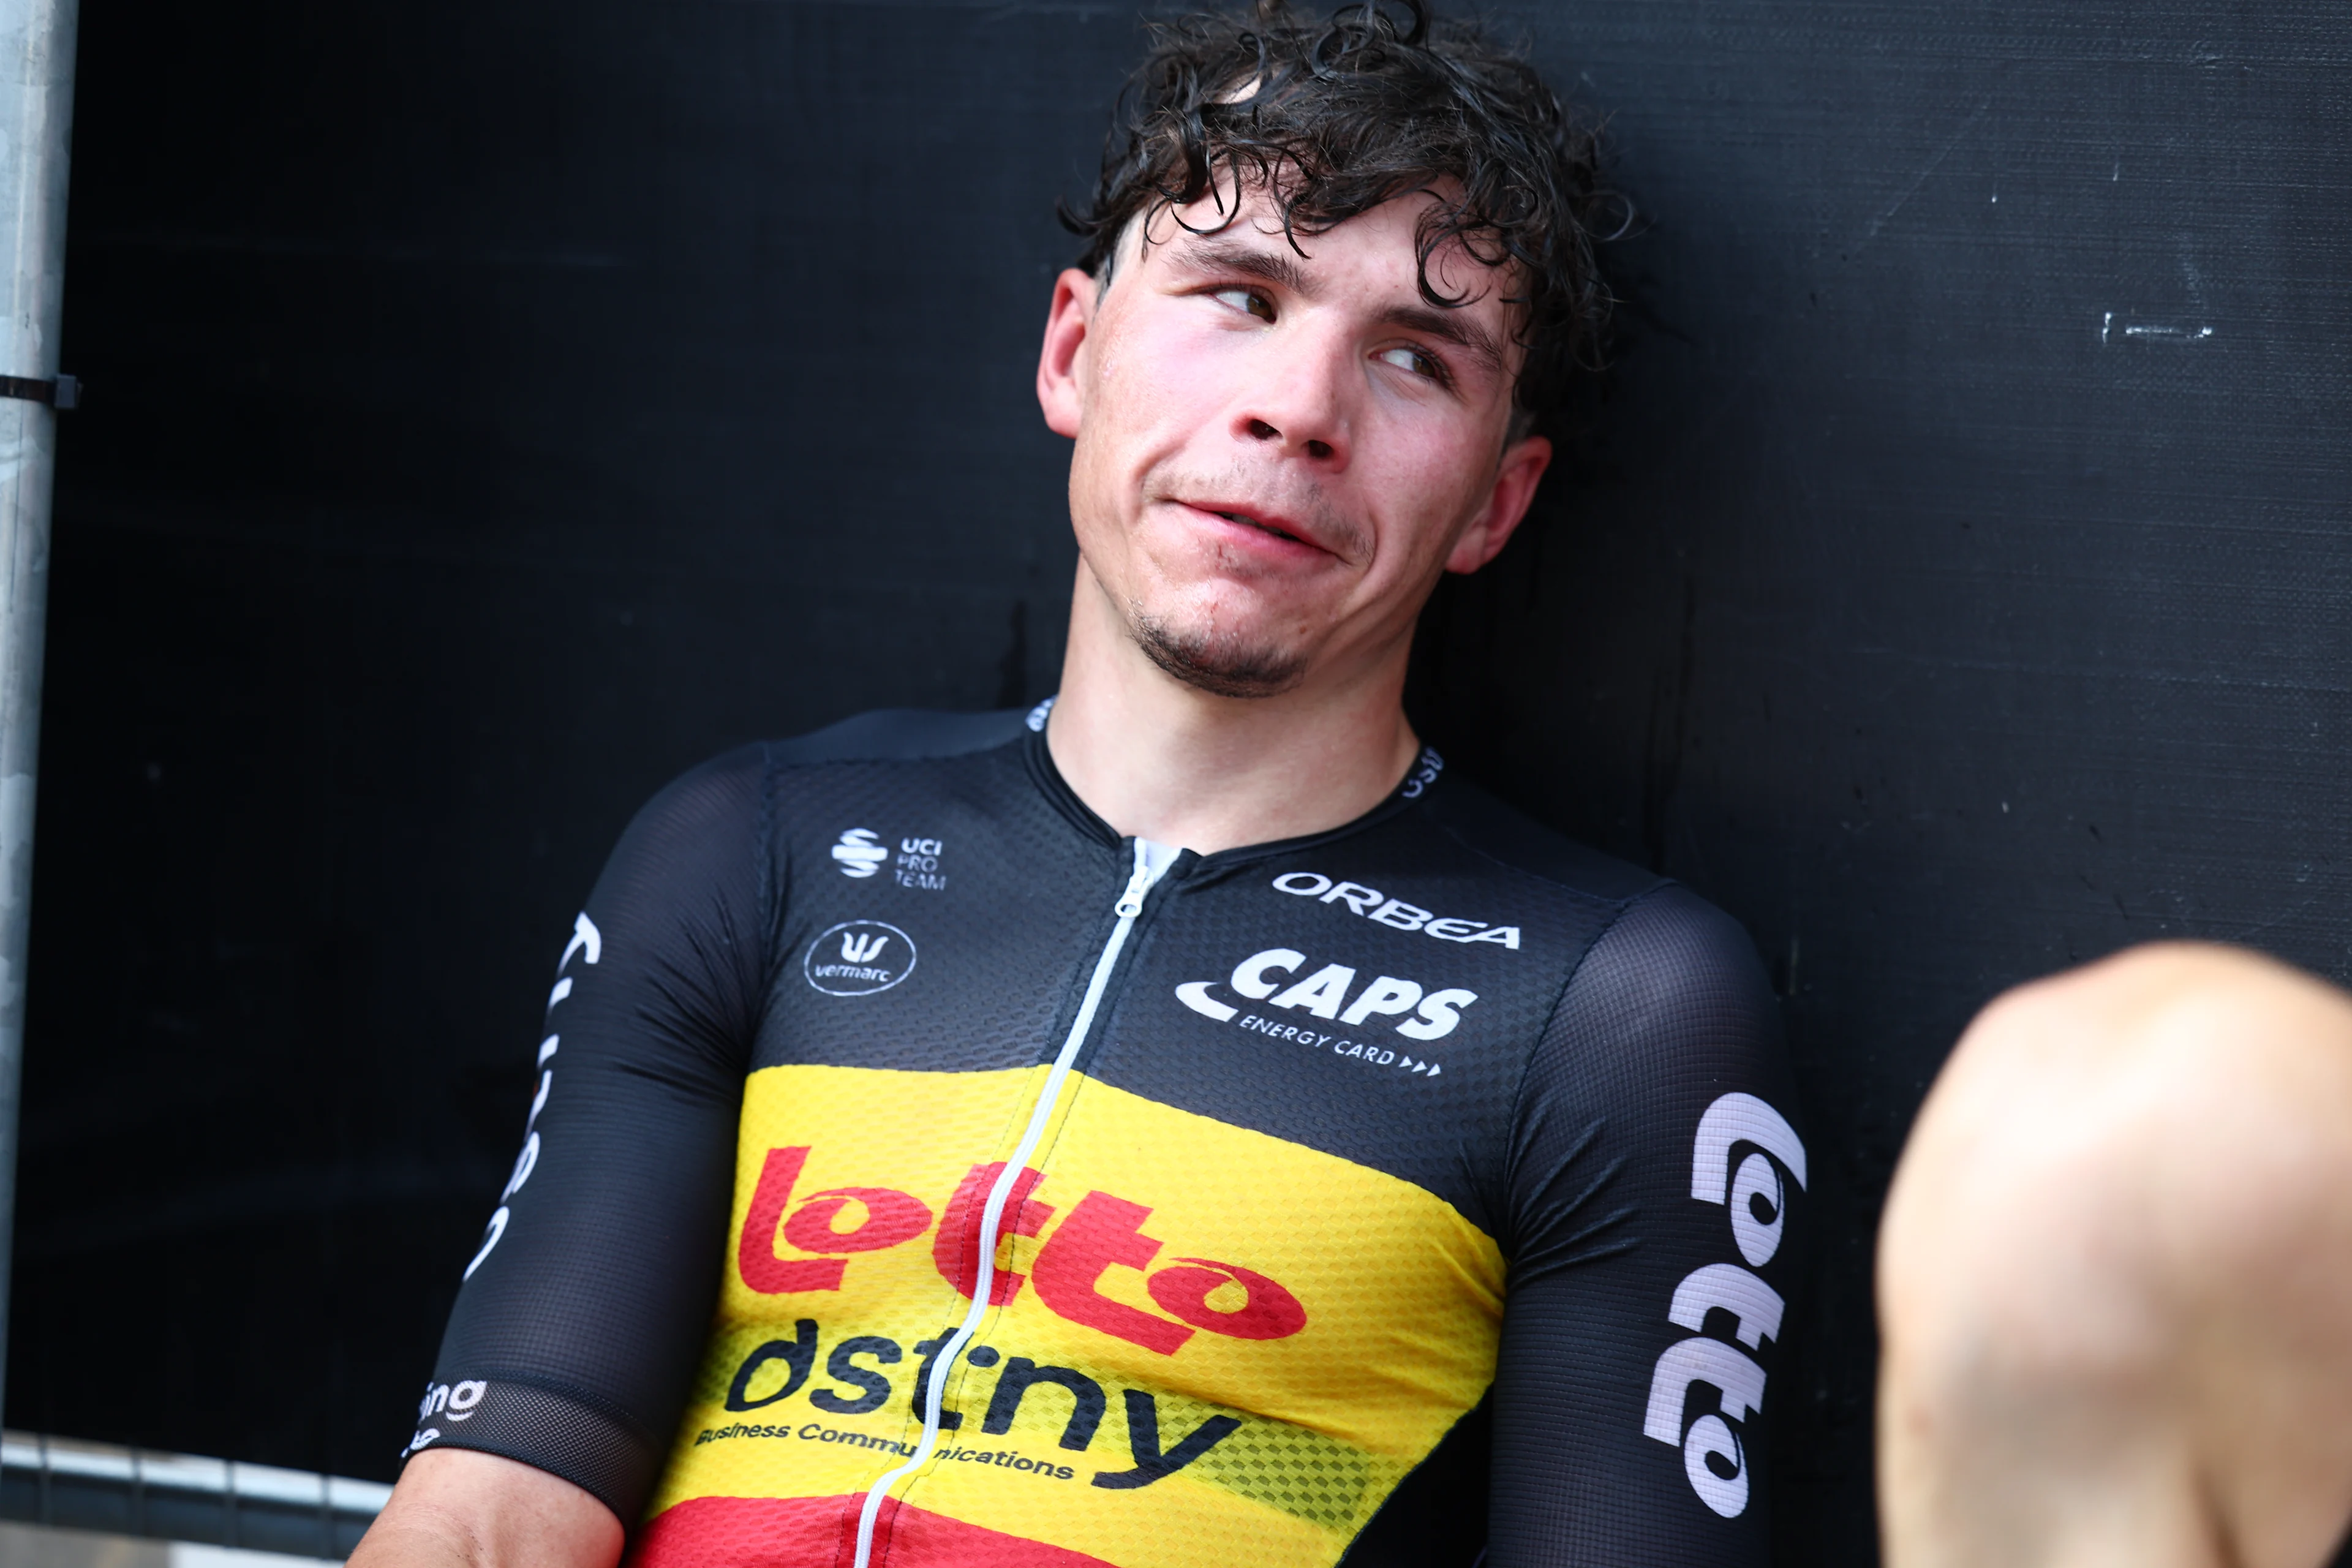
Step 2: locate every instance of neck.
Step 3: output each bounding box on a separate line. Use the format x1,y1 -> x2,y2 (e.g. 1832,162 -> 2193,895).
1044,560 -> 1423,856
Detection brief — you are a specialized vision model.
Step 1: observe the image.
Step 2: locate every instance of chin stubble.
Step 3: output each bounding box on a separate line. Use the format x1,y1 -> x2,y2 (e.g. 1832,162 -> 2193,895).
1129,609 -> 1310,699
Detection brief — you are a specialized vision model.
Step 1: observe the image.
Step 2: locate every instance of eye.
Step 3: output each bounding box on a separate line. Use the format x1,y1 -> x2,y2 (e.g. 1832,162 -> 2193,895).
1376,344 -> 1447,382
1212,286 -> 1276,323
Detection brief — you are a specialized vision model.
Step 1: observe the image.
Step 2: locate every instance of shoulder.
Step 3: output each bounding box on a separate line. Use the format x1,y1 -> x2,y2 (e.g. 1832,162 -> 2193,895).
1412,774 -> 1774,1033
1415,771 -> 1668,907
763,704 -> 1036,767
603,707 -> 1028,875
1576,881 -> 1779,1030
1544,878 -> 1785,1101
621,707 -> 1033,836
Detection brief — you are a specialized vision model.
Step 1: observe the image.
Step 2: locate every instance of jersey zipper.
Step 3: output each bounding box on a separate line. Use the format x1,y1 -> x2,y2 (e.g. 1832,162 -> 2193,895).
851,837 -> 1174,1568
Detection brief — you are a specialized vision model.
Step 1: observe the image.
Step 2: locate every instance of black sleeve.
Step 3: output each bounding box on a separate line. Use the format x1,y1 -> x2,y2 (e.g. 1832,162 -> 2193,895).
401,745 -> 778,1522
1485,884 -> 1803,1567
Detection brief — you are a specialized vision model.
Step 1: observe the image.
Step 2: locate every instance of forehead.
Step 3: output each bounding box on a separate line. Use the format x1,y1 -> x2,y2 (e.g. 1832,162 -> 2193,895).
1134,183 -> 1499,291
1124,184 -> 1522,374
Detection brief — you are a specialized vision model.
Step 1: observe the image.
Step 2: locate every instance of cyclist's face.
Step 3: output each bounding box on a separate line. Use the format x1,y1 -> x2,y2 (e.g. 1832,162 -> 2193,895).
1038,183 -> 1550,699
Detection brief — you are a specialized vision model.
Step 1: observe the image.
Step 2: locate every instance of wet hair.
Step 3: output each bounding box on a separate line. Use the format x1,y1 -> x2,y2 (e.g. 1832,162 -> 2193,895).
1063,0 -> 1616,435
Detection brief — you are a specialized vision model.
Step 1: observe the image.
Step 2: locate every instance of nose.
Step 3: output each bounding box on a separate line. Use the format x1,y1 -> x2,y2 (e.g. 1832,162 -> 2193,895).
1232,339 -> 1351,469
1242,418 -> 1337,464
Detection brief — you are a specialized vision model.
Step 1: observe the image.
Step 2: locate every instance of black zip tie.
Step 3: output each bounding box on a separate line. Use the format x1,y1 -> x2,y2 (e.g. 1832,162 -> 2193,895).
0,372 -> 75,408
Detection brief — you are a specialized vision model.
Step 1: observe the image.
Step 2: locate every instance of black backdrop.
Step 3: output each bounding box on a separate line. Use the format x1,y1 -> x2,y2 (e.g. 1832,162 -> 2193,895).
10,0 -> 2348,1561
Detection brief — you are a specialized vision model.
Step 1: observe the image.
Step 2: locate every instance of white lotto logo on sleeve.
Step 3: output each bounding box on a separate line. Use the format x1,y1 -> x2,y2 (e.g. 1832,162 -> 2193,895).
1643,1092 -> 1807,1520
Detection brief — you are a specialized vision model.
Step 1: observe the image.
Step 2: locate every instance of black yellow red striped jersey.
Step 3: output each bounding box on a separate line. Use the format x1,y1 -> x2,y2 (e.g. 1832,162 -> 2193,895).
403,704 -> 1806,1567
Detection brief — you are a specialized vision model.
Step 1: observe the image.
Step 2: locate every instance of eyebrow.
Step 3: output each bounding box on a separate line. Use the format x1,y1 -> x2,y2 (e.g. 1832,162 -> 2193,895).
1169,237 -> 1314,295
1167,235 -> 1512,379
1379,302 -> 1509,379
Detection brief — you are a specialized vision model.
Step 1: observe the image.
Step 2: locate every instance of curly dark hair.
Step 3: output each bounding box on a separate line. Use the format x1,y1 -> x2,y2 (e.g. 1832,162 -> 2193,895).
1063,0 -> 1616,434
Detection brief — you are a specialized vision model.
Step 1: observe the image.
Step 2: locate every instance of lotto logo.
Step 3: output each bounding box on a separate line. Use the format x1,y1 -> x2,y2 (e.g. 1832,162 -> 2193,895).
737,1147 -> 1306,1355
1641,1093 -> 1807,1520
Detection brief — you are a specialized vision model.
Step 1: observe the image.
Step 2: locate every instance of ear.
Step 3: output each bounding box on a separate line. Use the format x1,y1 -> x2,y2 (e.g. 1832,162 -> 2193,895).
1444,434 -> 1552,574
1037,267 -> 1101,439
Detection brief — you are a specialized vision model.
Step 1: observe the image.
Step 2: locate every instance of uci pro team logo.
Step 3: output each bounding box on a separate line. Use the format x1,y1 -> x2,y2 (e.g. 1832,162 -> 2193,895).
805,920 -> 916,996
831,827 -> 889,878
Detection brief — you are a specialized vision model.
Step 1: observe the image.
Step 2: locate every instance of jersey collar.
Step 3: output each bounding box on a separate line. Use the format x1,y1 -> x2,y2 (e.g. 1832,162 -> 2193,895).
1015,711 -> 1447,874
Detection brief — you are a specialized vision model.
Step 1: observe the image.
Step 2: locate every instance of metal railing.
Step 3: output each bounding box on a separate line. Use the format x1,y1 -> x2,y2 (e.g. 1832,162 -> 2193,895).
0,1431 -> 391,1559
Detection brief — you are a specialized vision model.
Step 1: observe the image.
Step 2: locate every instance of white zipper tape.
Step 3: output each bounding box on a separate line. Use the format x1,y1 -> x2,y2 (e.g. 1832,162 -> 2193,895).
851,839 -> 1169,1568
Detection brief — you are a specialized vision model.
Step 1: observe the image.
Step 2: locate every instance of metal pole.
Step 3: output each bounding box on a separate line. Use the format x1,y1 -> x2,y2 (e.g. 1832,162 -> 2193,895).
0,0 -> 77,1425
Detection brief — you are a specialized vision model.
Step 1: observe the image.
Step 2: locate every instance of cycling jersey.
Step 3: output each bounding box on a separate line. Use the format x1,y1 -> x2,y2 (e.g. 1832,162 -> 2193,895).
403,703 -> 1805,1568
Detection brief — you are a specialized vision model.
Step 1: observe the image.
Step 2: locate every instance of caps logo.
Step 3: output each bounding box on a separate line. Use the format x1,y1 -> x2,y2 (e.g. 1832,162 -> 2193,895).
804,921 -> 916,996
1177,946 -> 1478,1044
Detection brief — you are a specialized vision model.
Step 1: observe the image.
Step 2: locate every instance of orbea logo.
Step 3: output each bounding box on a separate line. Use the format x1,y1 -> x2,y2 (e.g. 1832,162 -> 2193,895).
1270,871 -> 1520,950
804,920 -> 916,996
831,827 -> 889,878
736,1146 -> 1306,1357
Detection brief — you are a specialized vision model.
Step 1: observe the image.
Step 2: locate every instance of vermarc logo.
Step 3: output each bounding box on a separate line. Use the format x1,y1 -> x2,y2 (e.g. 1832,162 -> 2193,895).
805,921 -> 917,996
832,829 -> 889,878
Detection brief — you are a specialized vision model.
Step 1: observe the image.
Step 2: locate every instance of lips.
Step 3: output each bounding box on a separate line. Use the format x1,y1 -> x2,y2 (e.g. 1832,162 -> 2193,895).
1213,509 -> 1300,543
1176,500 -> 1327,556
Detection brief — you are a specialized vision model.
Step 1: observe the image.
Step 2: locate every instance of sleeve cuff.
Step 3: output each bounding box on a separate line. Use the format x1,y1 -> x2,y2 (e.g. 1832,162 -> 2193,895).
401,1374 -> 664,1526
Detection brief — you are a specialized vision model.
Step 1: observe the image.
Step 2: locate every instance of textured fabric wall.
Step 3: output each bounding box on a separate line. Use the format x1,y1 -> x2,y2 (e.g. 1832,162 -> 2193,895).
12,1 -> 2348,1562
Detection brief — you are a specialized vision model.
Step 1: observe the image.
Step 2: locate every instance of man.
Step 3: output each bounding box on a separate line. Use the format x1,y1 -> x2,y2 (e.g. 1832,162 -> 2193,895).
1879,943 -> 2352,1568
352,4 -> 1803,1565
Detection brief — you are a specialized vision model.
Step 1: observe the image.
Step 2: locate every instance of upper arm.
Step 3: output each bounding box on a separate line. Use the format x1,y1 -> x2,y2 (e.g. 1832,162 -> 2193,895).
1485,885 -> 1803,1567
401,748 -> 775,1525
